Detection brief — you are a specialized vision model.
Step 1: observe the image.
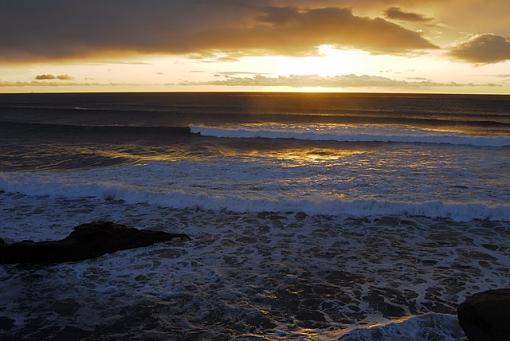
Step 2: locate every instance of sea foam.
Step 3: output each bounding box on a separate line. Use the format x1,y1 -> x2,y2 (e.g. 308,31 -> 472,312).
340,314 -> 464,340
191,125 -> 510,147
1,168 -> 509,222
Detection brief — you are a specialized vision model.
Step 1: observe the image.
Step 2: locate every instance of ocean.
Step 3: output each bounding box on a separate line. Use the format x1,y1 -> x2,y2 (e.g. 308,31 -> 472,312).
1,92 -> 509,340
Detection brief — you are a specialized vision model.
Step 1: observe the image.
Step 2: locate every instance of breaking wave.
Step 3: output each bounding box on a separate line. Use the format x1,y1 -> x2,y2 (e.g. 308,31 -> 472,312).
1,172 -> 508,222
192,125 -> 510,147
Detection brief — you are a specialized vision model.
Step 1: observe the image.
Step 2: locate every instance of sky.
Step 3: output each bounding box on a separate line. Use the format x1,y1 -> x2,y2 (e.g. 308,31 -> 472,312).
1,0 -> 510,94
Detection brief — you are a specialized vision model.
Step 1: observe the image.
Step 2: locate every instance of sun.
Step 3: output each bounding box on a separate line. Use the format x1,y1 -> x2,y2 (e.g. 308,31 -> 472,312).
270,46 -> 372,78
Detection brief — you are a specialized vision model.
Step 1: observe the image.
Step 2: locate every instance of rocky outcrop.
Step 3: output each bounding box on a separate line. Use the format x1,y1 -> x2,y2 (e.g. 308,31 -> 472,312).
0,221 -> 190,264
458,289 -> 510,341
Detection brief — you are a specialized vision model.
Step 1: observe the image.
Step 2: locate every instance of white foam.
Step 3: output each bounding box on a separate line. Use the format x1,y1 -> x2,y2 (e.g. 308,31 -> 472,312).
191,125 -> 510,147
340,314 -> 464,340
1,166 -> 509,222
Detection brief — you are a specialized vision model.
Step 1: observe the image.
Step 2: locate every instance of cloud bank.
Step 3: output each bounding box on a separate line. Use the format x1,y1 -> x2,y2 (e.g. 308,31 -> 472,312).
2,1 -> 509,65
0,81 -> 97,87
0,0 -> 436,62
188,73 -> 498,88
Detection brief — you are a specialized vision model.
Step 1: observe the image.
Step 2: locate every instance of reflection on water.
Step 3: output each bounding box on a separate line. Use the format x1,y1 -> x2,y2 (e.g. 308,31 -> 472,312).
218,147 -> 368,167
95,149 -> 198,163
0,136 -> 373,171
214,121 -> 510,137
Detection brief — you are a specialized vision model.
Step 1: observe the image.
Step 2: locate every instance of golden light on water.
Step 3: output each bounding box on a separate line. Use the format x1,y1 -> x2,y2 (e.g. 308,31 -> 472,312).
217,147 -> 367,167
92,145 -> 367,169
95,150 -> 193,163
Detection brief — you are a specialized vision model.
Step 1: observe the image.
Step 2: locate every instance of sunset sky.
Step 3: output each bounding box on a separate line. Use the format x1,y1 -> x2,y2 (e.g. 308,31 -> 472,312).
1,0 -> 510,93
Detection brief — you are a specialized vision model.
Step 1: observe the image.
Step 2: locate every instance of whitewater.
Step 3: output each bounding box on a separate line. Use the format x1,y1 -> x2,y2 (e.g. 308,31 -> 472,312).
2,121 -> 509,221
191,124 -> 510,147
1,93 -> 509,340
1,158 -> 509,222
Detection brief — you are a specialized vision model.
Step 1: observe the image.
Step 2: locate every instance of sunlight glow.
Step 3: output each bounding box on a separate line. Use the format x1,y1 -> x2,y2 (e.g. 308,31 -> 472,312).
273,46 -> 367,77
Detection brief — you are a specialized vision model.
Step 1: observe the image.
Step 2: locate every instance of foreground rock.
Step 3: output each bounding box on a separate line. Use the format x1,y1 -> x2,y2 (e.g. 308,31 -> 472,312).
0,221 -> 190,264
458,289 -> 510,341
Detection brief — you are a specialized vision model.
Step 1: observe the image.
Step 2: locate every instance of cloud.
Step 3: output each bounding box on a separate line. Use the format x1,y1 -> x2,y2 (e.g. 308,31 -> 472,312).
34,74 -> 57,80
35,74 -> 73,80
186,73 -> 498,88
215,72 -> 271,76
239,7 -> 438,54
0,1 -> 436,62
0,80 -> 95,87
384,7 -> 432,22
56,74 -> 73,80
450,34 -> 510,63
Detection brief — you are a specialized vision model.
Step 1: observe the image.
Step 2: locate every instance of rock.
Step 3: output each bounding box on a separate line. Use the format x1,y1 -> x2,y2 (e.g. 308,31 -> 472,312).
0,221 -> 190,264
458,289 -> 510,341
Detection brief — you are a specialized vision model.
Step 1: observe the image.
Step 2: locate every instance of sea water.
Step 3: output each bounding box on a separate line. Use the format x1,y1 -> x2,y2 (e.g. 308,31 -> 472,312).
0,93 -> 509,339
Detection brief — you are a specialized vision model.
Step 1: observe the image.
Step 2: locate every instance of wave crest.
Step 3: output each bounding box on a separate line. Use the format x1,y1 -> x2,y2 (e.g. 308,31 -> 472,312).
191,125 -> 510,147
1,173 -> 508,222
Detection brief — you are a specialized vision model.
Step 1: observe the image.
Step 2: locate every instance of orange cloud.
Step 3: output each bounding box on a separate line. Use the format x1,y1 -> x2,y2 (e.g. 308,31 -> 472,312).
0,1 -> 436,63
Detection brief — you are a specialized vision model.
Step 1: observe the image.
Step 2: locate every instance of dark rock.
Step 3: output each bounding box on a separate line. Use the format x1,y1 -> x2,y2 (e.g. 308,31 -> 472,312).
458,289 -> 510,341
0,221 -> 190,264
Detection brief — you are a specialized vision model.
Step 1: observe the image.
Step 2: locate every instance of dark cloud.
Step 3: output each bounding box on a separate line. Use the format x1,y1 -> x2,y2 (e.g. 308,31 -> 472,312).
0,1 -> 436,62
34,74 -> 57,80
384,7 -> 432,22
34,74 -> 73,80
450,34 -> 510,63
186,73 -> 498,88
241,7 -> 437,54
